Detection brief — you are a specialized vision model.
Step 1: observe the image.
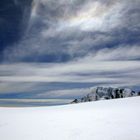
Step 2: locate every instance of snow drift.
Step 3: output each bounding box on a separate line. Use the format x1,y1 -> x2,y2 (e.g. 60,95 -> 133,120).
0,96 -> 140,140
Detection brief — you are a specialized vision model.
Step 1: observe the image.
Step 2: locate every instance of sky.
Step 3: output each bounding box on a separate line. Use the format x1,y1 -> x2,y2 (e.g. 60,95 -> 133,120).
0,0 -> 140,99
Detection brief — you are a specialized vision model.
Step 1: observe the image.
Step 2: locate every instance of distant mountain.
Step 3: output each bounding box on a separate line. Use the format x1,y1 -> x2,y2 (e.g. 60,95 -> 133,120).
71,87 -> 140,103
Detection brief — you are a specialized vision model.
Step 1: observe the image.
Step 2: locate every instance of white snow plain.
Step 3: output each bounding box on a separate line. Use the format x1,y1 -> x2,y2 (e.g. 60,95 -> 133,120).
0,96 -> 140,140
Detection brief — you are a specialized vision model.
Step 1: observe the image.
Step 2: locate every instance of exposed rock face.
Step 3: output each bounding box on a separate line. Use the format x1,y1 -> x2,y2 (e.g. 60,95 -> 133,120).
71,87 -> 138,104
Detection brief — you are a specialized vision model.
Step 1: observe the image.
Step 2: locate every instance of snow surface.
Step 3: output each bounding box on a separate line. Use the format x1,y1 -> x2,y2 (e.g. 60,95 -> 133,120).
0,97 -> 140,140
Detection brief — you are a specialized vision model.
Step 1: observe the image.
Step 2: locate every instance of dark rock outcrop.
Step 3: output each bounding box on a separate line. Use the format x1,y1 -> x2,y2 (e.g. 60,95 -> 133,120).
71,87 -> 138,104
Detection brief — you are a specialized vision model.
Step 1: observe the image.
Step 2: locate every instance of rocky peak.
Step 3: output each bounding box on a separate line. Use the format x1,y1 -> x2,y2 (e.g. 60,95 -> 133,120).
71,86 -> 138,104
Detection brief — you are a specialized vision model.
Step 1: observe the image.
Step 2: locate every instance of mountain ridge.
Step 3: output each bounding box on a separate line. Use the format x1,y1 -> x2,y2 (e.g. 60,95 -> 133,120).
71,86 -> 140,103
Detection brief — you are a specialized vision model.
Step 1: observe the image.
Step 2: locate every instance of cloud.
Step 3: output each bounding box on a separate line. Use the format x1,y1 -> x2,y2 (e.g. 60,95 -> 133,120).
0,0 -> 33,52
91,45 -> 140,60
0,56 -> 140,98
0,59 -> 140,82
0,82 -> 36,94
36,88 -> 90,99
2,0 -> 140,62
0,0 -> 140,99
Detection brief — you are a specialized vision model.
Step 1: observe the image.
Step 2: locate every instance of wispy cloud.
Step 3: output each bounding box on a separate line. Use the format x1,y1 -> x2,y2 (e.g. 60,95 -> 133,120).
0,0 -> 140,99
0,60 -> 140,82
3,0 -> 140,62
0,58 -> 140,98
90,45 -> 140,60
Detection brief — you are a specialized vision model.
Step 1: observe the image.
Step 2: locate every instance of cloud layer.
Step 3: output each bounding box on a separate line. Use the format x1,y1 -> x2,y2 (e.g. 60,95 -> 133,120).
0,58 -> 140,98
2,0 -> 140,62
0,0 -> 140,99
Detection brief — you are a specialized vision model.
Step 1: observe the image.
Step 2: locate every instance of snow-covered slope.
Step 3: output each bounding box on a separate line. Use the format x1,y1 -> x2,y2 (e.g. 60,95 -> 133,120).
0,97 -> 140,140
